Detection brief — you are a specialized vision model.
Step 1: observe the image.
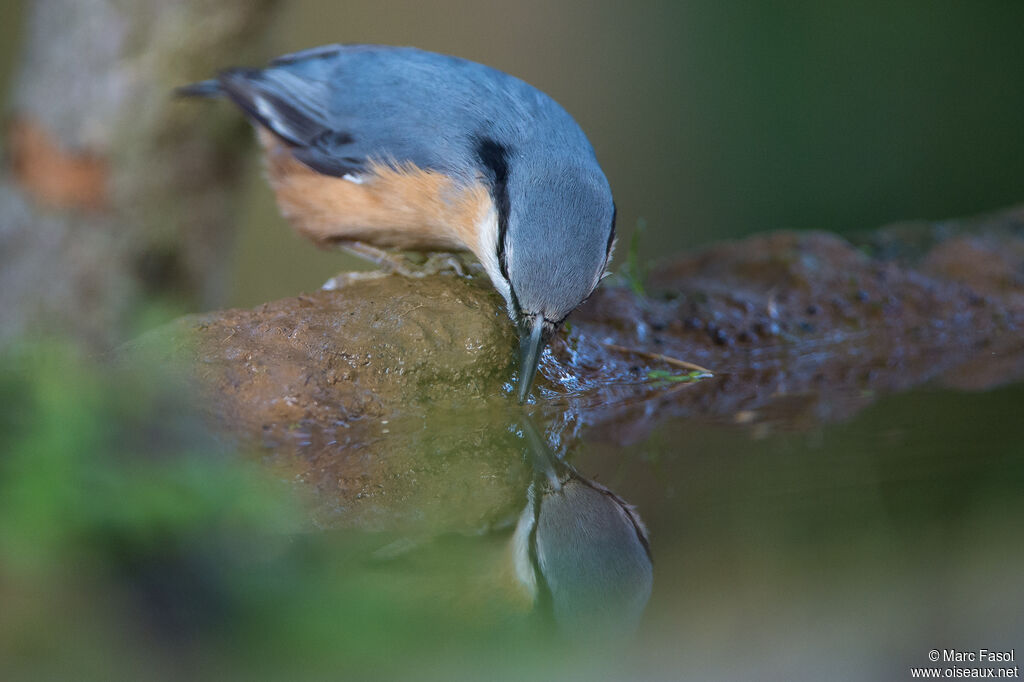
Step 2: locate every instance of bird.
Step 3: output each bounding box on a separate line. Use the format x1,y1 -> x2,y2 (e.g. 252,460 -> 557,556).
510,417 -> 652,638
177,44 -> 617,402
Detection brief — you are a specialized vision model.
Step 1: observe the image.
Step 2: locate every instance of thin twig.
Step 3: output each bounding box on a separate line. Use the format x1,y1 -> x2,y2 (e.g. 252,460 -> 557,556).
602,342 -> 714,375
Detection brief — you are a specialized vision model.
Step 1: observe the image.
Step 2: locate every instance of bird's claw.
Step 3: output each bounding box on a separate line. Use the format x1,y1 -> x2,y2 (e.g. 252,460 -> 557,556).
340,241 -> 469,278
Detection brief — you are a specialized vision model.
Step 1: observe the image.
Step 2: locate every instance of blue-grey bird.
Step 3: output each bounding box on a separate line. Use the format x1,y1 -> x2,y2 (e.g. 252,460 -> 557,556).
178,45 -> 617,402
511,418 -> 652,639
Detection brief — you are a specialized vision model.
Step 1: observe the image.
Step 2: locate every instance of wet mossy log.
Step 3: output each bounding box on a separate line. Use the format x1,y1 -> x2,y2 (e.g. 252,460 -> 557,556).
137,205 -> 1024,451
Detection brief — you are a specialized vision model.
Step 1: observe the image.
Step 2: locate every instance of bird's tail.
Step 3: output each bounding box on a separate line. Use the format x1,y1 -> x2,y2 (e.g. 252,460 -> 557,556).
174,79 -> 223,98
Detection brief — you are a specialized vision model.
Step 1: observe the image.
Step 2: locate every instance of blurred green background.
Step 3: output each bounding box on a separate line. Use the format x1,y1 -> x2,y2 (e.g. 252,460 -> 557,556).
6,0 -> 1022,308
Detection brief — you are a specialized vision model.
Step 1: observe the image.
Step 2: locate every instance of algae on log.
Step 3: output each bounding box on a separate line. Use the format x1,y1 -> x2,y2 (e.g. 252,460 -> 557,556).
0,0 -> 279,350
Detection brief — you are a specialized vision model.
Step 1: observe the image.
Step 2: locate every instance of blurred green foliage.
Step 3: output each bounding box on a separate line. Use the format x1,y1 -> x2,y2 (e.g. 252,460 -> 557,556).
0,345 -> 554,681
620,218 -> 650,298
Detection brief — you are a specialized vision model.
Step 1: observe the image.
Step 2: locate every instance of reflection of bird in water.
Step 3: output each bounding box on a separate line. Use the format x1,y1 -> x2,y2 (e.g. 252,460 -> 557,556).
255,405 -> 651,637
508,419 -> 653,640
178,45 -> 617,402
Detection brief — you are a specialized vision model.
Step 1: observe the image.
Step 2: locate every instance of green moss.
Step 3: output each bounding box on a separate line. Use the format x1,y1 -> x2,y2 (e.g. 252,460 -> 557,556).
0,342 -> 555,680
646,368 -> 712,386
612,217 -> 650,298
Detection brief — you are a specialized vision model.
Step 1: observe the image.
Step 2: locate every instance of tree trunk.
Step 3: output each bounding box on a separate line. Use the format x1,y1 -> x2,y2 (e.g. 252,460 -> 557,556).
1,0 -> 279,350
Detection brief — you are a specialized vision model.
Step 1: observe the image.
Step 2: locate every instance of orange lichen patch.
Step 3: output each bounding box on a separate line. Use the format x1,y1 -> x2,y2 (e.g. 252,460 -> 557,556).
6,117 -> 109,211
258,129 -> 490,257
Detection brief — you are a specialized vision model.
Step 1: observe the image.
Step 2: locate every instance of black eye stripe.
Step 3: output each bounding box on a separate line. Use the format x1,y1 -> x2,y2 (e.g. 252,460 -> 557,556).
474,137 -> 512,281
606,201 -> 617,258
508,283 -> 521,316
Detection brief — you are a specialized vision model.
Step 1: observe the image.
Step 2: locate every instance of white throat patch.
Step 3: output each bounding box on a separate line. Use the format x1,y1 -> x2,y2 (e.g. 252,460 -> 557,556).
510,486 -> 539,600
474,205 -> 516,321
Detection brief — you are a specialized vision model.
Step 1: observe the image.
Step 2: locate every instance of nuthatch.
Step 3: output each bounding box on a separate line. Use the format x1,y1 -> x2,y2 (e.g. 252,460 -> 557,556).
511,419 -> 653,639
178,45 -> 616,402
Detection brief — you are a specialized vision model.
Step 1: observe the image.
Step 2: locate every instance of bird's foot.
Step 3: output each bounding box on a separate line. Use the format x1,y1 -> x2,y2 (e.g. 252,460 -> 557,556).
340,242 -> 471,278
417,252 -> 469,277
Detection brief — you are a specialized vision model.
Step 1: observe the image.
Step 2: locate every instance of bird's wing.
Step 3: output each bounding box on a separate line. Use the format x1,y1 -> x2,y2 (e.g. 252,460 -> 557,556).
214,64 -> 365,177
190,45 -> 560,181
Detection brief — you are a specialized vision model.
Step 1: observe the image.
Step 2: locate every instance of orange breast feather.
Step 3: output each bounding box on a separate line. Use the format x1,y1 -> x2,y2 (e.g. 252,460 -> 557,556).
259,130 -> 490,255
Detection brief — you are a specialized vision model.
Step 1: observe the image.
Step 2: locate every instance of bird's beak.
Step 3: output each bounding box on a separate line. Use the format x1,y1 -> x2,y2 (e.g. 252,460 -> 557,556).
517,315 -> 546,403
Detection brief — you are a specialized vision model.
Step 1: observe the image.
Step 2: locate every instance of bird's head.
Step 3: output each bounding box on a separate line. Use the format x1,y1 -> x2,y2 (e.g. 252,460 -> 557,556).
498,160 -> 616,402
